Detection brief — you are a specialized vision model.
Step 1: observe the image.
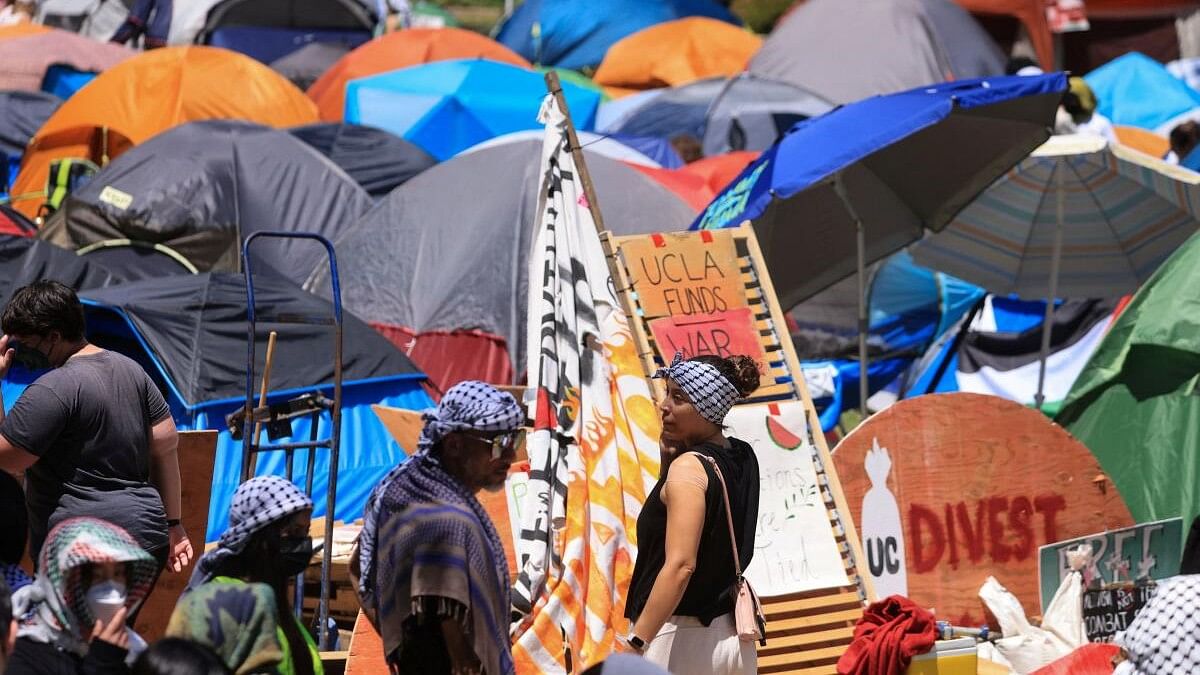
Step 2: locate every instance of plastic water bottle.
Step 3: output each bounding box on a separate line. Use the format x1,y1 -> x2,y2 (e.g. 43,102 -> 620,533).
861,438 -> 908,598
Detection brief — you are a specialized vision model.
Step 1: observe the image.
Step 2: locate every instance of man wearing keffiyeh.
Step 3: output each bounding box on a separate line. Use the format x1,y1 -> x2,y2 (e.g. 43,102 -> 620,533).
355,380 -> 525,675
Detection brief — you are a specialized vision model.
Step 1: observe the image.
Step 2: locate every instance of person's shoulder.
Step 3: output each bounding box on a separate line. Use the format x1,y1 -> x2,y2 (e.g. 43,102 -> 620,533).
9,637 -> 76,675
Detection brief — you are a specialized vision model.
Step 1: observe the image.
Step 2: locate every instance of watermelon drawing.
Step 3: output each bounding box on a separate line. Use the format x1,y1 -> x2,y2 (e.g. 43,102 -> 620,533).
766,414 -> 804,450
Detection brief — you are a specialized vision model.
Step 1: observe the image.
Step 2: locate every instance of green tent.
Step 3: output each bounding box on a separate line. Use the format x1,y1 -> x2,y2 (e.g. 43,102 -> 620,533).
1057,231 -> 1200,545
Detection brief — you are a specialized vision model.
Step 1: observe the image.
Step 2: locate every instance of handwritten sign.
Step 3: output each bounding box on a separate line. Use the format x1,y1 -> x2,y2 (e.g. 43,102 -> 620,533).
724,402 -> 849,596
621,230 -> 745,318
1082,582 -> 1156,642
648,307 -> 767,363
1038,518 -> 1182,611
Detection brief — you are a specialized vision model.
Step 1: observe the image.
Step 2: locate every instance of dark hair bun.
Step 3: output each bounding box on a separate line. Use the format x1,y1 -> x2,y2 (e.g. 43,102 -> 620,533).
687,354 -> 761,398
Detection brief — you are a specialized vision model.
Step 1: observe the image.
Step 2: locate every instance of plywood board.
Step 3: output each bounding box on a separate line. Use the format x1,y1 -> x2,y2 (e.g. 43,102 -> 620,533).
620,229 -> 746,318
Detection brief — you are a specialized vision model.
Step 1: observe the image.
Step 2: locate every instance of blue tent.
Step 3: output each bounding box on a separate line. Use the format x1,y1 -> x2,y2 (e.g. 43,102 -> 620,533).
494,0 -> 739,70
1085,52 -> 1200,134
345,58 -> 602,160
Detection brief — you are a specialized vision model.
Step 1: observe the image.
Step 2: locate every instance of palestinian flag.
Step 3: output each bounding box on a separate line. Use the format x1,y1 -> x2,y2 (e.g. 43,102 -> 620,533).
905,295 -> 1121,413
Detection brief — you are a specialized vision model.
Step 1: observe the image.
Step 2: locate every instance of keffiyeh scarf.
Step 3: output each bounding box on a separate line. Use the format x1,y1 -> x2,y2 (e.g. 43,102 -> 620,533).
357,380 -> 523,675
13,517 -> 157,656
189,475 -> 313,589
167,581 -> 285,675
653,351 -> 741,424
1115,575 -> 1200,675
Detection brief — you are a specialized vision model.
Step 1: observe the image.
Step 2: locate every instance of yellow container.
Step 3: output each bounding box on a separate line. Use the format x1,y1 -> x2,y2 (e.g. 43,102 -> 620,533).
904,638 -> 978,675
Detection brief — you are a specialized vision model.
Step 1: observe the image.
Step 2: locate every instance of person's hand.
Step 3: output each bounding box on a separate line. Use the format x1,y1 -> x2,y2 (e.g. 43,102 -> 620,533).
614,633 -> 645,654
91,606 -> 128,649
167,523 -> 193,572
0,335 -> 13,380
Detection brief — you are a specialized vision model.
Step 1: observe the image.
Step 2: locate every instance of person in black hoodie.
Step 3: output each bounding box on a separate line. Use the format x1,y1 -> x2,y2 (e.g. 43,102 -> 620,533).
620,351 -> 761,675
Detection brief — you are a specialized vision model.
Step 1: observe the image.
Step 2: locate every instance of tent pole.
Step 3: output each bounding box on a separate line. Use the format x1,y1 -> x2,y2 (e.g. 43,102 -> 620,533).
1035,162 -> 1065,411
833,171 -> 870,419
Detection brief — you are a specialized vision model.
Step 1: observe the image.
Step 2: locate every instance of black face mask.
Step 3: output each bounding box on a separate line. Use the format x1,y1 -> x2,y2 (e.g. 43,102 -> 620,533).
277,536 -> 313,578
11,338 -> 51,372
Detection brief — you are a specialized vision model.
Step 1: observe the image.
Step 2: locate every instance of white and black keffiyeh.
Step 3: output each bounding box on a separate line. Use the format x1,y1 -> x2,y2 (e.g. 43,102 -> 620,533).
1114,575 -> 1200,675
188,476 -> 313,589
653,351 -> 741,424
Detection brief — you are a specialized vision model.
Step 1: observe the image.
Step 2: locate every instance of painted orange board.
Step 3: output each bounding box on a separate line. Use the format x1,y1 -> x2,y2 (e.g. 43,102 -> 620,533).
648,306 -> 768,364
345,609 -> 388,675
134,431 -> 218,641
833,393 -> 1133,626
371,405 -> 519,578
620,229 -> 745,318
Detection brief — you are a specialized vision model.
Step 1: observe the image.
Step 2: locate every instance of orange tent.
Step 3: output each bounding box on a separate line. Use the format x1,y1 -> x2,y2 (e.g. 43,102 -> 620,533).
0,23 -> 51,39
9,46 -> 317,217
307,27 -> 531,121
677,151 -> 759,195
594,17 -> 761,98
625,163 -> 712,212
1114,125 -> 1170,159
953,0 -> 1053,70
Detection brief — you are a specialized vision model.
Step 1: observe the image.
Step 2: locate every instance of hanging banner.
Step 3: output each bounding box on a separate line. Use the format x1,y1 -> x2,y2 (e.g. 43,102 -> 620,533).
620,230 -> 745,318
647,307 -> 768,363
724,401 -> 850,596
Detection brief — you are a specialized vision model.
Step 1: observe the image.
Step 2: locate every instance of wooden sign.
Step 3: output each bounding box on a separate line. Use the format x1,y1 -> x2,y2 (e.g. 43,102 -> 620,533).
833,393 -> 1133,626
648,307 -> 767,363
620,229 -> 745,318
1082,581 -> 1155,642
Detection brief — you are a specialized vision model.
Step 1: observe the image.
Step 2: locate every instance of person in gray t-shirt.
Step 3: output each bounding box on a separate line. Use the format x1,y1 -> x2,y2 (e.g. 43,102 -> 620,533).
0,280 -> 193,574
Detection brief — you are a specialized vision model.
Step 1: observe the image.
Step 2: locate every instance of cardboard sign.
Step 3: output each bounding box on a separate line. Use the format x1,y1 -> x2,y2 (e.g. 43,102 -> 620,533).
724,402 -> 849,596
648,307 -> 767,363
621,230 -> 745,318
833,393 -> 1133,625
1038,518 -> 1182,611
1082,582 -> 1156,642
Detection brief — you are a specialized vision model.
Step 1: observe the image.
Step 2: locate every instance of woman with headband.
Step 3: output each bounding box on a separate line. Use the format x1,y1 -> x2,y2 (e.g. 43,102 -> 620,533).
619,352 -> 761,674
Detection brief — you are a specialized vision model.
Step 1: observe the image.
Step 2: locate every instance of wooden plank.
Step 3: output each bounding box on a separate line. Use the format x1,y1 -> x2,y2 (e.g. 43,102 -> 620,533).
760,659 -> 840,675
759,625 -> 855,649
768,608 -> 864,633
345,610 -> 388,675
758,644 -> 845,667
762,591 -> 862,617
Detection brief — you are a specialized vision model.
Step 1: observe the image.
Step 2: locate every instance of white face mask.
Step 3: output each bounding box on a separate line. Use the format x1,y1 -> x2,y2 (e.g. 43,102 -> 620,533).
85,580 -> 127,625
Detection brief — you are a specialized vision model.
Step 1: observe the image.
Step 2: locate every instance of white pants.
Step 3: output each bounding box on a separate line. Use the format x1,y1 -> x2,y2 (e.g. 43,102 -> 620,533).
643,613 -> 756,675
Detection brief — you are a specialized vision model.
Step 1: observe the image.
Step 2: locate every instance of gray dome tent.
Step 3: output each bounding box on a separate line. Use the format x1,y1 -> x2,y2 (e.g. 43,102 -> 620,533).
289,123 -> 436,198
40,119 -> 373,285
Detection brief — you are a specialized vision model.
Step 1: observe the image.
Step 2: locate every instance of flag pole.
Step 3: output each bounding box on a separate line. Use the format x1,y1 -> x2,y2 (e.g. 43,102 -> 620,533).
544,71 -> 607,234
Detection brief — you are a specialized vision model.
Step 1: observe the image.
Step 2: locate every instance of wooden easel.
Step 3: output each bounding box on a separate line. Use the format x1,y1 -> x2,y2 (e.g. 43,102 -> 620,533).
605,223 -> 873,674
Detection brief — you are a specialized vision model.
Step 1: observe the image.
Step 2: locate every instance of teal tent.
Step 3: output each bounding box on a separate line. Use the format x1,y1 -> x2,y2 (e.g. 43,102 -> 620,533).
1084,52 -> 1200,134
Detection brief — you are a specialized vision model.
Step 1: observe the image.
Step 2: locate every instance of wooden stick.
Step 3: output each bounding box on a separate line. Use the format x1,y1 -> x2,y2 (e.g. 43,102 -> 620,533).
252,331 -> 278,445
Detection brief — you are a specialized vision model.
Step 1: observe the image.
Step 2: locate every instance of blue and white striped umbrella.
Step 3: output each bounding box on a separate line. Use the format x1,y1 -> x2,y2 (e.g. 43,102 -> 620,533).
911,134 -> 1200,299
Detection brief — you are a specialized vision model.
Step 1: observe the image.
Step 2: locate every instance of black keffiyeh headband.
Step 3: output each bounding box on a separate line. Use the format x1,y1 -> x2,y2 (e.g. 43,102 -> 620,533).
653,351 -> 741,424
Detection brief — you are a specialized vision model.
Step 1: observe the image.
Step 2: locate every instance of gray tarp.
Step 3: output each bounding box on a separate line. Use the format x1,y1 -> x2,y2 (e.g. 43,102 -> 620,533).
750,0 -> 1005,105
306,138 -> 696,377
40,119 -> 372,284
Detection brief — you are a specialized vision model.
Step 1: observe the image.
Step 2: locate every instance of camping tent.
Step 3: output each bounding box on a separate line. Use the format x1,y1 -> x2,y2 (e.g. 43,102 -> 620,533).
8,46 -> 318,218
750,0 -> 1006,104
494,0 -> 739,70
0,206 -> 36,237
1085,52 -> 1200,135
954,0 -> 1054,69
40,120 -> 372,283
304,139 -> 696,392
307,27 -> 530,121
195,0 -> 377,63
0,26 -> 131,92
270,42 -> 350,90
0,234 -> 120,307
76,271 -> 433,540
0,91 -> 61,192
1057,231 -> 1200,545
289,123 -> 436,197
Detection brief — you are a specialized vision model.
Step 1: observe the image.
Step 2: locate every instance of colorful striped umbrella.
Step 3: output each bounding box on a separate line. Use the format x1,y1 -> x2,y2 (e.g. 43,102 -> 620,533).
911,133 -> 1200,404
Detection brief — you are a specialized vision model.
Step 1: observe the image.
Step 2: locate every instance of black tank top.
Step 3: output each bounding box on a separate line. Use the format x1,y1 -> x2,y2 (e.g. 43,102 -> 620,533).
624,438 -> 760,626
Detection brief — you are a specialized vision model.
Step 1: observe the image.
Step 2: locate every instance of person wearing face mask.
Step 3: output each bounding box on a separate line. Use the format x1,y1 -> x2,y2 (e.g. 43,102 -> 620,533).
0,281 -> 192,581
618,352 -> 761,674
186,476 -> 320,675
353,380 -> 525,675
7,517 -> 159,675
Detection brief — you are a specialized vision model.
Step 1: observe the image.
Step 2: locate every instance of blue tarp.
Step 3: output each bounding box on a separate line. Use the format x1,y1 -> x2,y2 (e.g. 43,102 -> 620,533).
494,0 -> 739,70
345,58 -> 602,160
1085,52 -> 1200,133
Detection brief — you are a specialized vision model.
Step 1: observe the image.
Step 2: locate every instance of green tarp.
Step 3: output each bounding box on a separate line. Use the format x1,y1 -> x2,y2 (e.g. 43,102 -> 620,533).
1057,231 -> 1200,546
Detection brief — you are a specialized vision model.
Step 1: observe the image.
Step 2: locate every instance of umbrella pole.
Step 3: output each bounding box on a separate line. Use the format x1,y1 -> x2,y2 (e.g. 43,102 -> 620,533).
1035,163 -> 1065,411
833,172 -> 870,418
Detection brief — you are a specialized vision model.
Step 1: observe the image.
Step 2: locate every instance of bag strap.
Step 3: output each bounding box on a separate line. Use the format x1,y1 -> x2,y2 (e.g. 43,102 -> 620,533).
687,452 -> 742,578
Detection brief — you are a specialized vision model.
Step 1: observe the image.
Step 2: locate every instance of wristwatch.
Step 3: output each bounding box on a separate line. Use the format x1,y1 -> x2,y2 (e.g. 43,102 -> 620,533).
626,633 -> 646,652
166,518 -> 182,528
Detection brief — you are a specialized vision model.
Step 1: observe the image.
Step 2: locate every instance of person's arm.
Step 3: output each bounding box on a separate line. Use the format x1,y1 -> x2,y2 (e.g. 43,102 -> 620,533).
148,416 -> 191,572
628,454 -> 708,647
0,338 -> 58,473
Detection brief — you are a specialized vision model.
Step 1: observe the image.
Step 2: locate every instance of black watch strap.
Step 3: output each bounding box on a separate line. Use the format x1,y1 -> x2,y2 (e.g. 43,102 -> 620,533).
166,518 -> 182,527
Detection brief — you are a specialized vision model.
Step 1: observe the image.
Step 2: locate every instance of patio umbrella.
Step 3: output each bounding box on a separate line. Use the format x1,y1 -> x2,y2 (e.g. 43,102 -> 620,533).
910,133 -> 1200,406
693,73 -> 1066,414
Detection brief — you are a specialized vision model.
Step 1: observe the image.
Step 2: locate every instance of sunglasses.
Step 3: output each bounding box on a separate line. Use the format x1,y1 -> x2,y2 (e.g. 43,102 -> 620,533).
461,429 -> 526,460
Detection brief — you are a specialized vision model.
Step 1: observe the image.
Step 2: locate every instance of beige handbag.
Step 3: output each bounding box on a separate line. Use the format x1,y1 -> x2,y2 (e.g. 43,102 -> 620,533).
692,452 -> 767,644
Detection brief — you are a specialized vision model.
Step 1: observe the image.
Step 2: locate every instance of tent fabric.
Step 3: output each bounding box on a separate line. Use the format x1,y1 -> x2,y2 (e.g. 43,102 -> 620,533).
909,134 -> 1200,299
0,27 -> 132,92
304,138 -> 696,391
626,163 -> 711,211
692,73 -> 1066,309
953,0 -> 1053,69
1085,52 -> 1200,135
9,46 -> 318,218
676,150 -> 758,194
203,26 -> 372,65
0,207 -> 37,237
40,64 -> 100,100
1114,125 -> 1170,159
750,0 -> 1006,105
0,90 -> 61,160
196,0 -> 378,61
598,73 -> 834,158
0,24 -> 52,40
1058,231 -> 1200,546
307,27 -> 530,121
593,17 -> 761,98
0,234 -> 120,307
461,130 -> 662,167
343,58 -> 602,160
269,41 -> 350,90
289,122 -> 436,197
39,120 -> 371,284
370,324 -> 514,395
494,0 -> 739,71
76,241 -> 198,281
